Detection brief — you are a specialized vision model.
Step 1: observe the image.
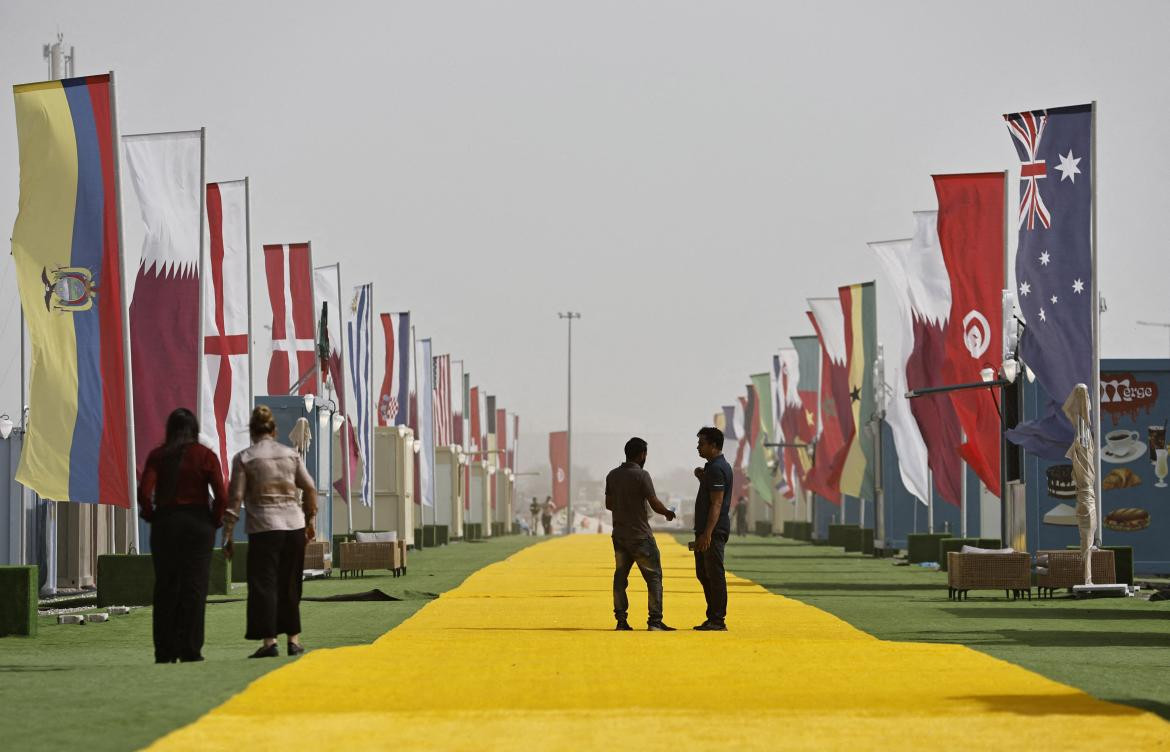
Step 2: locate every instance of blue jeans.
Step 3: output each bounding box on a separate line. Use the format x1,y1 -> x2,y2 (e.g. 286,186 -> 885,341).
694,530 -> 728,624
612,536 -> 663,623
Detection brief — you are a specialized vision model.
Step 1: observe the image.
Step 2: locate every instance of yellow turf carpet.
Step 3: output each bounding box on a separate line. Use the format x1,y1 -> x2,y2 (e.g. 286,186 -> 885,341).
150,534 -> 1169,750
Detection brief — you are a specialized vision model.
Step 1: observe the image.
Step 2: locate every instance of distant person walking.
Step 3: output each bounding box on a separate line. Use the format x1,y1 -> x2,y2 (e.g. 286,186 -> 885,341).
692,426 -> 732,631
223,405 -> 318,658
541,496 -> 554,535
605,437 -> 677,631
735,496 -> 749,537
138,408 -> 227,664
529,497 -> 541,535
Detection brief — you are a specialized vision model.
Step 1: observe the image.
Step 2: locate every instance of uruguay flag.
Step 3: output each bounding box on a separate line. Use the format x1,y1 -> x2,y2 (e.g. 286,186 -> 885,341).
11,74 -> 131,506
1004,104 -> 1093,458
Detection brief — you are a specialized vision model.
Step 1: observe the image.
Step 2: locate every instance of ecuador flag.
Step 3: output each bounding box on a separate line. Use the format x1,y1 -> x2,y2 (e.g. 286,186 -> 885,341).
837,281 -> 876,502
11,74 -> 131,506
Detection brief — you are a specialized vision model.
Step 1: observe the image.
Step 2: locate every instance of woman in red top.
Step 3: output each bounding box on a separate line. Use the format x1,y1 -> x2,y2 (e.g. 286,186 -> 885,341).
138,408 -> 227,663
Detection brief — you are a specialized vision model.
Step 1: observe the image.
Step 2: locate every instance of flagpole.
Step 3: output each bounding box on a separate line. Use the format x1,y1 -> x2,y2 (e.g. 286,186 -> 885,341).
368,284 -> 375,531
244,178 -> 254,412
1090,100 -> 1101,547
195,128 -> 206,439
109,71 -> 139,553
558,312 -> 580,534
411,325 -> 422,549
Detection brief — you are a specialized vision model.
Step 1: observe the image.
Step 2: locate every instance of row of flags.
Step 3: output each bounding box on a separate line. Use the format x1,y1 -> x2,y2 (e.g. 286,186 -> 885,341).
717,103 -> 1095,513
9,71 -> 521,510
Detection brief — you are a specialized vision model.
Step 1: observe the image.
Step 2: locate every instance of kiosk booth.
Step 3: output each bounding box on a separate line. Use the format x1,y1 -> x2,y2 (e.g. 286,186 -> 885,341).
467,460 -> 491,539
332,424 -> 415,545
494,468 -> 514,536
435,445 -> 464,543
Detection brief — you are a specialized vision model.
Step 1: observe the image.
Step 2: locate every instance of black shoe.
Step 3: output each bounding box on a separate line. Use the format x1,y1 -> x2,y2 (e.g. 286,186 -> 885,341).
615,619 -> 633,631
248,644 -> 279,658
287,641 -> 306,656
154,657 -> 177,664
179,655 -> 204,663
647,621 -> 676,631
692,621 -> 728,631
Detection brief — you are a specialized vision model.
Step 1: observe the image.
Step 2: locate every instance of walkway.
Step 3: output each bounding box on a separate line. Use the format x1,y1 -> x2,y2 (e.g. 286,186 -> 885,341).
150,534 -> 1169,750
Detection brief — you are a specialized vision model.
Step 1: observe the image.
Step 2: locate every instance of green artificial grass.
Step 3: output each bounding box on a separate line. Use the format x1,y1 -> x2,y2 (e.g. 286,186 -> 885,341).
0,535 -> 538,751
710,535 -> 1170,720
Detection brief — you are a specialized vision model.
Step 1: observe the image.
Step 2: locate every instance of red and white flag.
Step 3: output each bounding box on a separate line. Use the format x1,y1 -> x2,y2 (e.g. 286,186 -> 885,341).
201,180 -> 252,482
124,131 -> 203,474
549,430 -> 568,510
934,173 -> 1005,497
264,243 -> 318,397
433,353 -> 452,446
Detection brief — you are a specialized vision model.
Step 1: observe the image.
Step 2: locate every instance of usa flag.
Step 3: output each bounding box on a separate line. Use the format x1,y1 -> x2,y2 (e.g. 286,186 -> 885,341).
1004,104 -> 1093,458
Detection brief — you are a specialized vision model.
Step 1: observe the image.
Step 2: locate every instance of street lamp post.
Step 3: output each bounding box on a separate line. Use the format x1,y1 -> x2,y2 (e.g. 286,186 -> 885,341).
558,312 -> 581,534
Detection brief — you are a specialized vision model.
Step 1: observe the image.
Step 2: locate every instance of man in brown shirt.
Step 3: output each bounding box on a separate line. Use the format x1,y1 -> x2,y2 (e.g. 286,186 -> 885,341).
604,437 -> 676,631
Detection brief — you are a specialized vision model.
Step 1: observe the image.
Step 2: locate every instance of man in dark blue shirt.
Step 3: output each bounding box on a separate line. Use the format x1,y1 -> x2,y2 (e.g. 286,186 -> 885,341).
692,426 -> 732,630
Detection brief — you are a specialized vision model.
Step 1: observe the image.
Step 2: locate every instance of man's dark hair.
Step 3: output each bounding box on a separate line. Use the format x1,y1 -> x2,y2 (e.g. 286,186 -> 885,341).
696,426 -> 724,450
624,436 -> 648,460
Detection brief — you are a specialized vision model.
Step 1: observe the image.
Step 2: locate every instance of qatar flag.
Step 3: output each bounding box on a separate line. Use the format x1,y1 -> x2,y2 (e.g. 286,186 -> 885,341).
549,430 -> 568,510
805,299 -> 851,505
934,173 -> 1006,497
124,131 -> 203,474
264,243 -> 318,397
200,180 -> 252,484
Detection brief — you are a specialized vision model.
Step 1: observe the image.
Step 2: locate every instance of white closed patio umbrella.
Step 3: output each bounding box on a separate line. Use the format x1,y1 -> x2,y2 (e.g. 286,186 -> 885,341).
1061,384 -> 1097,584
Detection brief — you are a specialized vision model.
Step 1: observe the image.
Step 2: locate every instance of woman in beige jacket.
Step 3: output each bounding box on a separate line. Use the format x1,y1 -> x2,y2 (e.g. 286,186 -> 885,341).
223,405 -> 317,658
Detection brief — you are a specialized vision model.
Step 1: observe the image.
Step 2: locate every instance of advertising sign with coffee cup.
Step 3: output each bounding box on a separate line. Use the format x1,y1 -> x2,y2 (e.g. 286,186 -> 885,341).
1027,360 -> 1169,573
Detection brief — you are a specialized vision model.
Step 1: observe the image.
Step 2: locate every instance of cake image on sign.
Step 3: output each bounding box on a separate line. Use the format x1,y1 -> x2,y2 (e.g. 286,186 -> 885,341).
1104,507 -> 1150,532
1046,464 -> 1076,498
1101,429 -> 1146,464
1103,467 -> 1142,490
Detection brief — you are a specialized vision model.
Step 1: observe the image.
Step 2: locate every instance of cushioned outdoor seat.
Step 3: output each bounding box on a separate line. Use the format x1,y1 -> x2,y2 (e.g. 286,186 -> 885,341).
947,551 -> 1031,600
1036,549 -> 1115,598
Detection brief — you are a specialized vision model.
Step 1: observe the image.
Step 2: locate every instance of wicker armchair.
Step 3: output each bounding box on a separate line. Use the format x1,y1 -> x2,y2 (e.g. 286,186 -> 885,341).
947,552 -> 1032,600
1036,549 -> 1116,598
303,541 -> 332,574
337,541 -> 402,579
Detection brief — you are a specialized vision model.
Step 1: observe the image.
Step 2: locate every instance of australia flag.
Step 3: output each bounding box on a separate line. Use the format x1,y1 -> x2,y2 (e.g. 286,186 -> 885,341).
1003,104 -> 1093,459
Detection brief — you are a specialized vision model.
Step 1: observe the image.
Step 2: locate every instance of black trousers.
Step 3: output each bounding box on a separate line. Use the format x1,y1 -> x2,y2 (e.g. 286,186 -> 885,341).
246,528 -> 305,640
694,530 -> 729,624
150,506 -> 215,662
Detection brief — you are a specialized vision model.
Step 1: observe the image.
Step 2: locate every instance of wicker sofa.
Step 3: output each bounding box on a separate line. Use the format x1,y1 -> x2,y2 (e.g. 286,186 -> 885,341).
946,551 -> 1032,600
1036,549 -> 1116,598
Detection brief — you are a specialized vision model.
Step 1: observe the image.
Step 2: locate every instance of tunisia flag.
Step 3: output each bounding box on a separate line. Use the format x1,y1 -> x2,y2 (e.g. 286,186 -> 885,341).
933,173 -> 1005,497
549,430 -> 569,510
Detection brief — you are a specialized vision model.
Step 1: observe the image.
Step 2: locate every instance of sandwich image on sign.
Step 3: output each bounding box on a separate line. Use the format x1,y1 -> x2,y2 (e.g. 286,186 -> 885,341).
1104,507 -> 1150,532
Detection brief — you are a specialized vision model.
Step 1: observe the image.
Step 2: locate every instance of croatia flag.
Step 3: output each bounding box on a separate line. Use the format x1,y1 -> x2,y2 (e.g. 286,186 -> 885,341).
377,312 -> 411,426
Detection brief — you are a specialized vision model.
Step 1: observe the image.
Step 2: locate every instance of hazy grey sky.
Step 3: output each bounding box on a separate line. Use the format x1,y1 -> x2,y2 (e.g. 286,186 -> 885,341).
2,1 -> 1169,494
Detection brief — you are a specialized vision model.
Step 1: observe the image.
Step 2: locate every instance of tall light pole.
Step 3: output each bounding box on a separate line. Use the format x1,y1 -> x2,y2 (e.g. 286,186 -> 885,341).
1137,321 -> 1170,358
558,312 -> 581,534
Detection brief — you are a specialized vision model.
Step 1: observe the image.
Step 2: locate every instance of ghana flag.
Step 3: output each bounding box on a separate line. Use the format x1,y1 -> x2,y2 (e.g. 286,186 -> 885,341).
11,74 -> 131,506
838,281 -> 876,501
